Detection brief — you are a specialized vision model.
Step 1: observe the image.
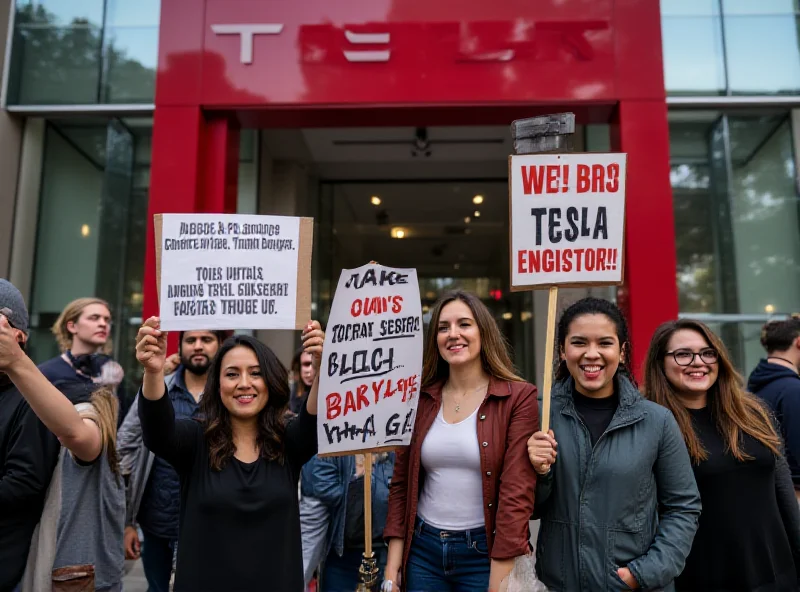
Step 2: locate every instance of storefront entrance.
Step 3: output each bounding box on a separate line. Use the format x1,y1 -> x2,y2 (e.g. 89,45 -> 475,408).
144,0 -> 676,376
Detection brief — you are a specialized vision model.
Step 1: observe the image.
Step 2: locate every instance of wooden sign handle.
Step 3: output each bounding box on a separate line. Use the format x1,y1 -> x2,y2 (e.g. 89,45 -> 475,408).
540,286 -> 559,433
364,452 -> 373,557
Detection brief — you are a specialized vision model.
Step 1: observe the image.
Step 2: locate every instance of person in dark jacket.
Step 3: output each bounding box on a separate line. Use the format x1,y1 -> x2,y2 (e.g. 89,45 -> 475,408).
118,330 -> 222,592
302,452 -> 394,591
0,280 -> 61,592
645,318 -> 800,591
749,315 -> 800,495
528,298 -> 701,591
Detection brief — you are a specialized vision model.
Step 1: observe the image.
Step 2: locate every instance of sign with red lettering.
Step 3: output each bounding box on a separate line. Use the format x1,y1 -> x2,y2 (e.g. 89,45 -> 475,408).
317,263 -> 423,456
509,153 -> 627,290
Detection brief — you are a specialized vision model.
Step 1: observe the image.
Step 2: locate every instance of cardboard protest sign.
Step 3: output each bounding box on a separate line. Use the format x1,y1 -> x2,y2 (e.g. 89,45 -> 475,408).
154,213 -> 313,331
317,263 -> 423,456
509,153 -> 627,290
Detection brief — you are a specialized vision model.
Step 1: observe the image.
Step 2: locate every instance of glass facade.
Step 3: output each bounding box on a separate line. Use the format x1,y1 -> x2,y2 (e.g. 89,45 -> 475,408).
669,110 -> 800,370
7,1 -> 800,105
5,2 -> 800,380
6,0 -> 158,105
661,0 -> 800,95
26,123 -> 257,403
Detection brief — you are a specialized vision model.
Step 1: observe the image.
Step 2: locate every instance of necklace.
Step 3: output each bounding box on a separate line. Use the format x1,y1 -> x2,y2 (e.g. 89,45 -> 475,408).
447,382 -> 490,412
768,356 -> 797,368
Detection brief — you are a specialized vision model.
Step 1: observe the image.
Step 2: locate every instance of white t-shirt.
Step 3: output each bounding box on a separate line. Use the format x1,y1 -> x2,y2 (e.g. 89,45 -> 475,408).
416,405 -> 485,530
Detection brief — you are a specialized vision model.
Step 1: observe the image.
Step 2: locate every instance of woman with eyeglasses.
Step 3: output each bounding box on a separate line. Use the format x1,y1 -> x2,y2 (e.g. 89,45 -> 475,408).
644,319 -> 800,591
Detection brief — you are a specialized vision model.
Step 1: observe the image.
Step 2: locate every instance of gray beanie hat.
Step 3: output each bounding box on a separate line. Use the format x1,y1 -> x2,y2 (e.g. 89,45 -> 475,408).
0,279 -> 29,335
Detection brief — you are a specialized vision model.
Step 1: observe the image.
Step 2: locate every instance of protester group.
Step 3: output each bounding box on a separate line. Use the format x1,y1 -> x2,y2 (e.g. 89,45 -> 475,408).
2,275 -> 800,591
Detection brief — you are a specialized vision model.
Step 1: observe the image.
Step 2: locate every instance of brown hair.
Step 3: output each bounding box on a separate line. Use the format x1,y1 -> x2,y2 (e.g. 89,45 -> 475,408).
201,335 -> 290,471
643,319 -> 781,463
52,298 -> 112,354
760,314 -> 800,353
422,290 -> 522,388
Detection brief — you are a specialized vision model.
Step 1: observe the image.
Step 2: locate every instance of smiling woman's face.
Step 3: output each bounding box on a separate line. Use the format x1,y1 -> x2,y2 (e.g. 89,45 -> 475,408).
219,345 -> 269,421
436,300 -> 482,369
562,313 -> 621,399
663,329 -> 719,399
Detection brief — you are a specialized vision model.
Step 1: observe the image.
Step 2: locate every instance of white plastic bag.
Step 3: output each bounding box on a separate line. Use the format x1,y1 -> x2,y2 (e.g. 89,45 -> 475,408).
501,554 -> 549,592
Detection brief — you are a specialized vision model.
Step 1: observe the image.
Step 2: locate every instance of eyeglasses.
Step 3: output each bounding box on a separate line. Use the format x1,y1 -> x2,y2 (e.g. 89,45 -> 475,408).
666,348 -> 718,366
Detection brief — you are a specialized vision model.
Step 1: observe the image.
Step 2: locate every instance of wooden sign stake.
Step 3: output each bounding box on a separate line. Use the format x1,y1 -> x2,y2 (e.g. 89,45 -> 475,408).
511,113 -> 575,433
357,257 -> 383,592
357,452 -> 379,591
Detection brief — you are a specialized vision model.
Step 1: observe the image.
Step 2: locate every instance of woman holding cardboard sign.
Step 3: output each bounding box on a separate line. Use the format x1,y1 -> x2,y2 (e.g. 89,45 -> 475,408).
383,290 -> 538,592
527,298 -> 701,591
135,317 -> 323,591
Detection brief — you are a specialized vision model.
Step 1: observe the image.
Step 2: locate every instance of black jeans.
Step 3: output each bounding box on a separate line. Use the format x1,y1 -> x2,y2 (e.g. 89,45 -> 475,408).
141,529 -> 176,592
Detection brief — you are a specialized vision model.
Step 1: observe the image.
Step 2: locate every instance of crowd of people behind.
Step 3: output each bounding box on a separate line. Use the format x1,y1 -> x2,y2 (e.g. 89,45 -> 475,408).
2,276 -> 800,591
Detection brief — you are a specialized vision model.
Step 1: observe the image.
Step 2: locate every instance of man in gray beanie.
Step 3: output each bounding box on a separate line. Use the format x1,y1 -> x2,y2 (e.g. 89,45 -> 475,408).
0,279 -> 61,592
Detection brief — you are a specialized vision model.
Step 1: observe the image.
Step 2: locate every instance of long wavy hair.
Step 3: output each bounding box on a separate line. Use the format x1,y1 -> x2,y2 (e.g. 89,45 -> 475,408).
200,335 -> 291,471
52,298 -> 113,354
554,297 -> 635,385
643,319 -> 781,463
422,290 -> 522,388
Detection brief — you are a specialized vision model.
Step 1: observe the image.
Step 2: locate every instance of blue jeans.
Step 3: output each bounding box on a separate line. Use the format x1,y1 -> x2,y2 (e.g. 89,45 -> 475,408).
405,518 -> 491,592
322,546 -> 388,592
141,529 -> 176,592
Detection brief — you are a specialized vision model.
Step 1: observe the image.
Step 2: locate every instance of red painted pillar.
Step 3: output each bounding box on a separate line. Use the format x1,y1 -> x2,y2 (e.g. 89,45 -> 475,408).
142,108 -> 239,343
611,102 -> 678,376
611,0 -> 678,376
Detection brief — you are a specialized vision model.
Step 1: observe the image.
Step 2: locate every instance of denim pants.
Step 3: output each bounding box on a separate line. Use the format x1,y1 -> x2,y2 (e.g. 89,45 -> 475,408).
405,518 -> 491,592
141,529 -> 176,592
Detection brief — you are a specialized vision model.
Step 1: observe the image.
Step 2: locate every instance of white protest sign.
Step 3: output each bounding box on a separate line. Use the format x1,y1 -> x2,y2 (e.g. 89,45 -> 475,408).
155,213 -> 313,330
509,153 -> 627,290
317,263 -> 423,456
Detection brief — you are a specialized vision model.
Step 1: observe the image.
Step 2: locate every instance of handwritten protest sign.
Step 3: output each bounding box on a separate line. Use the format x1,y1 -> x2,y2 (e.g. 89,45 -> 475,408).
154,213 -> 313,331
317,263 -> 423,456
509,153 -> 627,290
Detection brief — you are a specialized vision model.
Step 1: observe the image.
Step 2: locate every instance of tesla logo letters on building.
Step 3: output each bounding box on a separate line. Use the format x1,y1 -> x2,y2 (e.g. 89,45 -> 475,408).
343,30 -> 391,62
212,23 -> 391,64
212,21 -> 604,65
211,23 -> 284,64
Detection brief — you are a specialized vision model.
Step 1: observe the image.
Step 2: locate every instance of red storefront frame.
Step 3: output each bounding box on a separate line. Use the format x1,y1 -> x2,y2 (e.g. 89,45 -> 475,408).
143,0 -> 677,375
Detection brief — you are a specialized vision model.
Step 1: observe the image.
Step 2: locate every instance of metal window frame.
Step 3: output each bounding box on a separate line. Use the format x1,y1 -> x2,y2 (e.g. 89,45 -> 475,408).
0,0 -> 16,108
678,312 -> 790,323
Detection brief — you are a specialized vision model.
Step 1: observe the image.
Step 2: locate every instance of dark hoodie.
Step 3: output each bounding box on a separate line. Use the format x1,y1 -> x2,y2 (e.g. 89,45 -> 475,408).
749,359 -> 800,487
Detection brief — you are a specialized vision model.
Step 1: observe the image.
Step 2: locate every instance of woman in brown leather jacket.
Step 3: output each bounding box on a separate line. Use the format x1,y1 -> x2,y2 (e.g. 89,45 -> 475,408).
383,290 -> 538,592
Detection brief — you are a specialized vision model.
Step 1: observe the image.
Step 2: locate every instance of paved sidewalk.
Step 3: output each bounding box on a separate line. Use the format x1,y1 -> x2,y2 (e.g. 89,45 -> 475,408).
123,559 -> 148,592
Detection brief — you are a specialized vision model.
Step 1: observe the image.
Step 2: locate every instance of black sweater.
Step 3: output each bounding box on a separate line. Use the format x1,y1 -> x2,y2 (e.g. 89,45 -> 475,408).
0,379 -> 61,592
677,406 -> 800,592
139,391 -> 318,592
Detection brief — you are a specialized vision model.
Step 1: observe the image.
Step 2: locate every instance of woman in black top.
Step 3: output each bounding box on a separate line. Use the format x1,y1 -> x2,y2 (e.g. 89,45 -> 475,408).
135,317 -> 323,592
644,319 -> 800,591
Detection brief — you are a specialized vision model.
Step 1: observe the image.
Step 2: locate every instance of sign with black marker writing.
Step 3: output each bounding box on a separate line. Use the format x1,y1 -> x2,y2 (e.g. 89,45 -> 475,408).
154,213 -> 313,330
318,263 -> 423,456
509,153 -> 627,290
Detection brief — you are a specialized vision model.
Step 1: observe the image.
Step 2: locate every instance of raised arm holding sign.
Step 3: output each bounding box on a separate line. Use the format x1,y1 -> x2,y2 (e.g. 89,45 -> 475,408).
509,115 -> 627,433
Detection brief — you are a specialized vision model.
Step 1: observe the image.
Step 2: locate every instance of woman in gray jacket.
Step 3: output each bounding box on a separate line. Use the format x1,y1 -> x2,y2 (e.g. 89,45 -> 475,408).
528,298 -> 701,591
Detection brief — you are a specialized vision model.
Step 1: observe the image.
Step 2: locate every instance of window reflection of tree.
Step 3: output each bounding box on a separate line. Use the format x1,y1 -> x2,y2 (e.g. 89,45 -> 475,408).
672,163 -> 718,313
730,118 -> 800,283
10,3 -> 155,104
